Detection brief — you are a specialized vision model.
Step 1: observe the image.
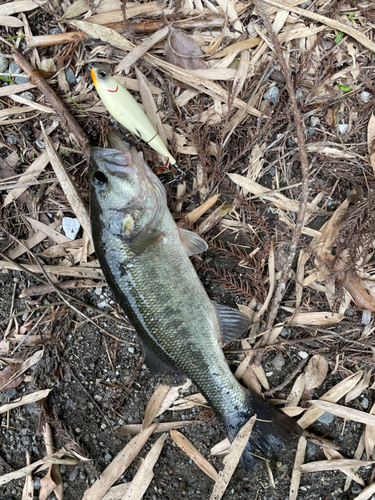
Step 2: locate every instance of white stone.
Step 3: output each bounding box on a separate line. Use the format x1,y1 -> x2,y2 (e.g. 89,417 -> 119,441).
298,351 -> 308,359
62,217 -> 80,240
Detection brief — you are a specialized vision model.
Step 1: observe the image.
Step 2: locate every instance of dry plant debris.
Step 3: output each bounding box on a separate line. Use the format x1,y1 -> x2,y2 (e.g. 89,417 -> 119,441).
0,0 -> 375,498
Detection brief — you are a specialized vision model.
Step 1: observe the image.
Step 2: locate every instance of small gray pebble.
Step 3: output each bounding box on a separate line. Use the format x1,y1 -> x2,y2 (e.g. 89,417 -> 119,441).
21,436 -> 31,447
94,287 -> 103,296
310,116 -> 320,127
269,166 -> 275,177
299,0 -> 311,8
272,352 -> 285,371
9,62 -> 22,74
352,484 -> 362,495
281,328 -> 291,337
15,75 -> 29,84
360,90 -> 371,103
62,217 -> 81,240
317,412 -> 334,424
298,351 -> 308,359
0,57 -> 9,73
306,442 -> 317,459
60,465 -> 66,474
296,88 -> 303,101
19,91 -> 34,101
346,309 -> 354,317
338,123 -> 348,134
104,453 -> 112,462
97,300 -> 108,309
65,67 -> 76,84
4,388 -> 17,399
34,477 -> 41,490
307,127 -> 315,136
50,28 -> 62,35
361,397 -> 369,410
35,139 -> 45,150
26,404 -> 39,414
263,86 -> 279,104
128,346 -> 135,354
7,136 -> 17,145
32,446 -> 38,455
69,468 -> 79,481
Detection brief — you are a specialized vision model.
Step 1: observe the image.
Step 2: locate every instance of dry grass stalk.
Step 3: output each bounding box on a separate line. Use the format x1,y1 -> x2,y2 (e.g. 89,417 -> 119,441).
117,420 -> 199,435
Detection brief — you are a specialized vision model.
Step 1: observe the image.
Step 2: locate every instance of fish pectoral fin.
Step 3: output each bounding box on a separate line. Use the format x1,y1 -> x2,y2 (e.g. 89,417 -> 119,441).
212,301 -> 250,346
129,230 -> 163,255
138,337 -> 184,376
178,228 -> 208,256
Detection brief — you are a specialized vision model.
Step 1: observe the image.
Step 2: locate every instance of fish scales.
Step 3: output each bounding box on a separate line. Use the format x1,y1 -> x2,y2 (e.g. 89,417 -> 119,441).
89,142 -> 303,472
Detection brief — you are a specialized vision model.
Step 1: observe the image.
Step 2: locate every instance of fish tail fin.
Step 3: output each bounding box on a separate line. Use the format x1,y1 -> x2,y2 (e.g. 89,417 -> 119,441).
222,390 -> 303,472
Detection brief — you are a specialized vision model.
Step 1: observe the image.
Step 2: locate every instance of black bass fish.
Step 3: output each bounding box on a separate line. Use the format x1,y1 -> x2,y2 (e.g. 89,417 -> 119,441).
89,137 -> 302,471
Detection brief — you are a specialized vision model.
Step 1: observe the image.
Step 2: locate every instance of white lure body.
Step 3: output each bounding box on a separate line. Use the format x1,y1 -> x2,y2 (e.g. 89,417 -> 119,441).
91,68 -> 176,165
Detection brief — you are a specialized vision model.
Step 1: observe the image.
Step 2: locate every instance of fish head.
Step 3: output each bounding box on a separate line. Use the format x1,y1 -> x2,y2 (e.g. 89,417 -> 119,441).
89,147 -> 167,238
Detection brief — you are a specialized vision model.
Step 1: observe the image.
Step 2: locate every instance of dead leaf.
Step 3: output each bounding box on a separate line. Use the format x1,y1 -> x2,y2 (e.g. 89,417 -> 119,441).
310,400 -> 375,426
170,430 -> 218,481
39,465 -> 57,500
289,435 -> 307,500
0,389 -> 52,414
0,363 -> 24,391
165,28 -> 208,70
142,384 -> 170,430
300,458 -> 374,473
304,355 -> 328,391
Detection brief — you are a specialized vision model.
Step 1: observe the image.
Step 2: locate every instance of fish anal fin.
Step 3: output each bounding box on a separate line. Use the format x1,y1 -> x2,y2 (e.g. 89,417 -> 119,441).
130,231 -> 163,255
138,337 -> 183,376
212,301 -> 250,346
179,228 -> 208,256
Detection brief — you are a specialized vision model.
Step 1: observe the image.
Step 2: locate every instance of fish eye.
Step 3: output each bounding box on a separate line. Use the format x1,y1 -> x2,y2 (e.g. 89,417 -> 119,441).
98,70 -> 107,79
93,171 -> 108,185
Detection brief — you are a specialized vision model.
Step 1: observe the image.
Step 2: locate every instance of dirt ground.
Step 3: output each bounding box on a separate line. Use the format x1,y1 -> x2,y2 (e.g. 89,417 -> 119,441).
1,0 -> 375,499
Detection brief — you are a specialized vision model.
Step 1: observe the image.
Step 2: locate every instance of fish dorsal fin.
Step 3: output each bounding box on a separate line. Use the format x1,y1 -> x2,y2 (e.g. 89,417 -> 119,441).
138,336 -> 184,376
130,231 -> 163,255
212,301 -> 250,346
179,228 -> 208,256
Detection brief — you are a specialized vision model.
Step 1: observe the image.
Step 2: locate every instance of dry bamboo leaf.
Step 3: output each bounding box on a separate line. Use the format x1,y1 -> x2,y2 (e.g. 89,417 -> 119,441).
3,0 -> 46,15
7,221 -> 60,260
117,420 -> 199,435
24,217 -> 70,245
197,202 -> 233,235
82,423 -> 157,500
300,459 -> 374,473
42,421 -> 63,500
365,403 -> 375,459
21,451 -> 33,500
121,433 -> 167,500
282,309 -> 344,326
296,250 -> 309,309
241,365 -> 262,395
210,38 -> 261,58
2,151 -> 50,207
367,113 -> 375,176
171,392 -> 208,411
310,400 -> 375,426
142,384 -> 170,430
280,406 -> 305,417
164,27 -> 208,71
345,370 -> 372,404
42,124 -> 92,243
86,3 -> 166,24
297,371 -> 363,429
0,388 -> 52,414
101,483 -> 130,500
286,373 -> 305,407
0,106 -> 35,120
68,20 -> 133,52
209,416 -> 256,500
0,260 -> 104,279
155,380 -> 191,417
304,355 -> 328,391
10,94 -> 54,114
0,82 -> 35,97
232,49 -> 249,97
260,0 -> 375,52
289,435 -> 307,500
210,438 -> 230,456
215,0 -> 242,31
136,67 -> 167,145
0,15 -> 24,27
116,27 -> 169,72
171,430 -> 219,481
183,195 -> 220,224
324,447 -> 365,485
0,364 -> 24,391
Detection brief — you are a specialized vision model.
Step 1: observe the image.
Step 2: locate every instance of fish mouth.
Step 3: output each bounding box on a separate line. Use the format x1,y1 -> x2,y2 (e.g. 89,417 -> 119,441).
90,148 -> 133,179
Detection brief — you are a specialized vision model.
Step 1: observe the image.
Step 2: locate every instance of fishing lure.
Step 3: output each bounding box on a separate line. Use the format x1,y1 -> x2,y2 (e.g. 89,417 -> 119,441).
91,68 -> 176,165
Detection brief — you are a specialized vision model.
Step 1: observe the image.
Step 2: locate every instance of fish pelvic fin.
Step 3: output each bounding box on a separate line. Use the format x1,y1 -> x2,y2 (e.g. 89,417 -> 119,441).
221,390 -> 303,472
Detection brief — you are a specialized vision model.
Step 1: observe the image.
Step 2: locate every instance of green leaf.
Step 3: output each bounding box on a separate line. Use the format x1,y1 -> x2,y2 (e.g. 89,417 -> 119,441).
334,32 -> 344,43
337,83 -> 352,92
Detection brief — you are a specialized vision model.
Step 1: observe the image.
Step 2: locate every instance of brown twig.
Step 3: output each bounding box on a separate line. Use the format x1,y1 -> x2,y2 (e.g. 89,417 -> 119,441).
12,50 -> 91,160
252,0 -> 310,365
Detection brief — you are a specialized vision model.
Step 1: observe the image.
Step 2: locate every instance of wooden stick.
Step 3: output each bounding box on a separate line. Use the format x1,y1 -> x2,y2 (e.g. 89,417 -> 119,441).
26,31 -> 87,48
